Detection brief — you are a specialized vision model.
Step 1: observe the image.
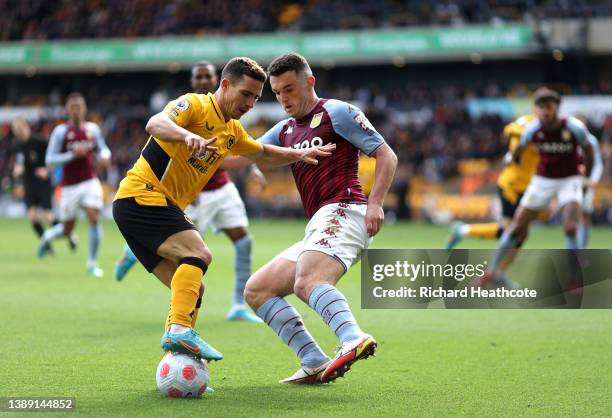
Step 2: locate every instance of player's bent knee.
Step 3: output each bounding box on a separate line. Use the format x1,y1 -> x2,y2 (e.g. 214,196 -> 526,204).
564,223 -> 577,237
293,275 -> 315,302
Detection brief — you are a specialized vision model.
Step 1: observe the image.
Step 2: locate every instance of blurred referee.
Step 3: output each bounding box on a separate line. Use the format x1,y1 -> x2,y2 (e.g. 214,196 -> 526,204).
11,117 -> 55,253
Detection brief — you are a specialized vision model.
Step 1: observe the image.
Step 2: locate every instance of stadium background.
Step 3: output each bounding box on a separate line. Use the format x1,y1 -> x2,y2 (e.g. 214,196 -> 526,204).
1,0 -> 611,223
1,1 -> 611,416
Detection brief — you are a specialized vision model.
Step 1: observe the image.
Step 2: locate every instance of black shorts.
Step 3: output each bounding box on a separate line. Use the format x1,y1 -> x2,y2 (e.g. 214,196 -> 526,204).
24,179 -> 52,209
112,197 -> 197,272
497,186 -> 524,219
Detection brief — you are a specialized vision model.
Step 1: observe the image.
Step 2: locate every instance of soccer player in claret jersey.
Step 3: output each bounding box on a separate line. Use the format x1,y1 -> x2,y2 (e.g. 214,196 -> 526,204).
243,53 -> 398,384
477,88 -> 593,290
112,57 -> 335,363
115,61 -> 266,323
39,93 -> 111,278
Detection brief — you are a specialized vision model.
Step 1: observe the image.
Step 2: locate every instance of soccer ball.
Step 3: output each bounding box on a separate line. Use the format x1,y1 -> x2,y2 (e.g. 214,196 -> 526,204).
156,352 -> 210,398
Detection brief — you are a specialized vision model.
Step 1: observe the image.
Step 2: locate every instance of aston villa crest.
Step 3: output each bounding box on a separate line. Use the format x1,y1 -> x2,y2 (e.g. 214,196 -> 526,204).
310,112 -> 323,129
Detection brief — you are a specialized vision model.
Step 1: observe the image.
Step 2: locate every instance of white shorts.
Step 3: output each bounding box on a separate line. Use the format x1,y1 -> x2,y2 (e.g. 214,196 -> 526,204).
279,203 -> 372,271
59,177 -> 103,221
185,182 -> 248,234
582,186 -> 594,214
521,175 -> 583,211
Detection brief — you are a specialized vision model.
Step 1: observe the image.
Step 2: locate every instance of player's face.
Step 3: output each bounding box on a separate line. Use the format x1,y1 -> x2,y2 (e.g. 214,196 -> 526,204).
536,101 -> 559,126
191,65 -> 218,94
11,119 -> 30,141
66,98 -> 87,122
270,71 -> 313,118
222,76 -> 263,120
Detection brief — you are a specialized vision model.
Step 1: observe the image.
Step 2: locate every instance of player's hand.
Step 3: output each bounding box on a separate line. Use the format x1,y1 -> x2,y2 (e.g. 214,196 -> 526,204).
365,203 -> 384,237
297,143 -> 336,165
72,147 -> 88,159
248,166 -> 267,193
97,157 -> 112,170
185,134 -> 218,157
34,167 -> 49,180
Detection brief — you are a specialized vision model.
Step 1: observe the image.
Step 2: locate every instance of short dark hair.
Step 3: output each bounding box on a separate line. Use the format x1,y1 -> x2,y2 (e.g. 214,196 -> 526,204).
533,87 -> 561,105
267,52 -> 312,77
66,92 -> 85,103
221,57 -> 266,83
192,60 -> 216,73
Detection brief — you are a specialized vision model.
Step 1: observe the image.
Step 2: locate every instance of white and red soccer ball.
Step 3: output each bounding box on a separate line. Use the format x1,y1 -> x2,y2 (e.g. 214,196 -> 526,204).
156,352 -> 210,398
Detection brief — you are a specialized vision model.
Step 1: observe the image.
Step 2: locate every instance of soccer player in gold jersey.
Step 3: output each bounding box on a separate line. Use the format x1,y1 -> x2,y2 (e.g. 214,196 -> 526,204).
446,114 -> 539,250
112,57 -> 335,361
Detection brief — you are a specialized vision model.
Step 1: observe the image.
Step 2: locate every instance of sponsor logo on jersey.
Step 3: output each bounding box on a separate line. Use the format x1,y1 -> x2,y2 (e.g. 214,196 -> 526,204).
310,112 -> 323,129
226,135 -> 235,149
354,112 -> 375,136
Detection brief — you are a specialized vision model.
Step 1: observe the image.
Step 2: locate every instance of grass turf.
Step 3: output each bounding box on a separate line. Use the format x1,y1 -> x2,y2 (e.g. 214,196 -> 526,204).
0,218 -> 610,417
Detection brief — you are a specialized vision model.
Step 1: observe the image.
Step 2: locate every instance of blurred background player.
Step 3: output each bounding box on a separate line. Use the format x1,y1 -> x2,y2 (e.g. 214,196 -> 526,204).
39,93 -> 112,278
11,117 -> 55,252
446,114 -> 538,250
114,60 -> 267,322
478,88 -> 593,288
574,114 -> 604,249
244,53 -> 397,384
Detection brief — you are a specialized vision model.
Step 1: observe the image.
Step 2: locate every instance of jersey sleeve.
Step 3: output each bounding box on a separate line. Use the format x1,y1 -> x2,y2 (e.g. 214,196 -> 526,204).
46,124 -> 73,167
229,122 -> 263,157
519,120 -> 541,146
588,133 -> 604,183
323,100 -> 385,156
566,117 -> 588,146
90,123 -> 111,160
163,93 -> 202,128
258,119 -> 287,146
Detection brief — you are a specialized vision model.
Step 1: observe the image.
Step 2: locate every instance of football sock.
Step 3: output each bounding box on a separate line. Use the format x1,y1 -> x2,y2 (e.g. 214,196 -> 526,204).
256,297 -> 328,368
32,221 -> 45,238
169,257 -> 207,328
169,324 -> 190,334
467,223 -> 501,239
309,284 -> 363,343
577,223 -> 590,249
88,223 -> 102,265
41,222 -> 64,244
191,296 -> 202,328
233,235 -> 251,305
490,232 -> 519,273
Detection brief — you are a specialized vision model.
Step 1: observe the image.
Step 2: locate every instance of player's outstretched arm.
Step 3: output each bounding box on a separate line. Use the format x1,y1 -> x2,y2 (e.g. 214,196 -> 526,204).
145,113 -> 217,155
366,144 -> 398,237
245,143 -> 336,167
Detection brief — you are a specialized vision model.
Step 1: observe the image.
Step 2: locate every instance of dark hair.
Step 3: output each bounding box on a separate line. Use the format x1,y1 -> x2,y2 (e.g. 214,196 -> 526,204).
533,87 -> 561,105
221,57 -> 266,83
66,92 -> 85,103
192,60 -> 216,73
267,52 -> 312,77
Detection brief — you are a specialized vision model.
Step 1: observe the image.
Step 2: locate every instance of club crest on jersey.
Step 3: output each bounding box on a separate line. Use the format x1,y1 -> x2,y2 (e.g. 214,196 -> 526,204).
310,112 -> 323,129
226,135 -> 235,149
175,99 -> 190,112
562,129 -> 571,141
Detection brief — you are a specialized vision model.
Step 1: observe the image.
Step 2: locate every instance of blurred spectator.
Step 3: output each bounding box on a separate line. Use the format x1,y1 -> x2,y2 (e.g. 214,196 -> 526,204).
2,0 -> 612,41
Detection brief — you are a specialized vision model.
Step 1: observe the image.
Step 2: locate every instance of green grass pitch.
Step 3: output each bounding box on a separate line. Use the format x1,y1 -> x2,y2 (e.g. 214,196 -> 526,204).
1,218 -> 610,417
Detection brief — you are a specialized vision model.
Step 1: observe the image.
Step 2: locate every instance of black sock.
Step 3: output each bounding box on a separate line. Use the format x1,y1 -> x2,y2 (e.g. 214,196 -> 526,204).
32,221 -> 45,238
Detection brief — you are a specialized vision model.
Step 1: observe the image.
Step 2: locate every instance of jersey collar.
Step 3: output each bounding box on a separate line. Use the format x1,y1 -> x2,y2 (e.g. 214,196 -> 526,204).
207,93 -> 225,124
295,98 -> 322,124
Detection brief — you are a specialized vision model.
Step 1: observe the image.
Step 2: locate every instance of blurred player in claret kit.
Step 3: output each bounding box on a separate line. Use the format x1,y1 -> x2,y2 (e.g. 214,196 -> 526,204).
114,60 -> 267,323
573,114 -> 604,249
242,53 -> 398,384
112,57 -> 335,363
477,88 -> 593,291
11,117 -> 55,251
39,93 -> 111,278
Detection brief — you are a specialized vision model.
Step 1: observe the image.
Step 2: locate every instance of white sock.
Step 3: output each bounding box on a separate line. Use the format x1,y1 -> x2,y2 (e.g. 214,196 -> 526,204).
169,324 -> 190,334
459,225 -> 471,236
